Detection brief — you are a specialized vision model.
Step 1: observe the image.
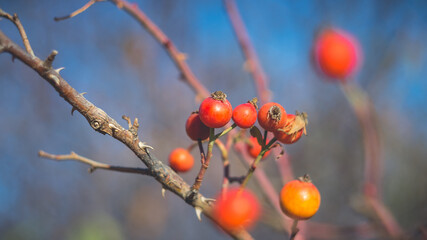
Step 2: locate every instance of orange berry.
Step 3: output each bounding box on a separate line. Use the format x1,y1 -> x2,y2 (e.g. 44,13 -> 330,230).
257,102 -> 287,132
280,175 -> 321,220
168,148 -> 194,172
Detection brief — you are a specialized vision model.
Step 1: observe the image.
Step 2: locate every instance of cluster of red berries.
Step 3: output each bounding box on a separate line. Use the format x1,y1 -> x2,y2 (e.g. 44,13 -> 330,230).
166,25 -> 362,232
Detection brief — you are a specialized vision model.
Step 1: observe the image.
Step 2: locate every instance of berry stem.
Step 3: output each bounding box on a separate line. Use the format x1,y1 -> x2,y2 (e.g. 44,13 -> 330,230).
263,130 -> 268,146
215,123 -> 237,139
289,220 -> 299,240
192,128 -> 215,191
240,137 -> 277,190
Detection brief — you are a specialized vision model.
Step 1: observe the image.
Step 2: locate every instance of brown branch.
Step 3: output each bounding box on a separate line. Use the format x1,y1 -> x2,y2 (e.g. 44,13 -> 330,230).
223,0 -> 270,105
109,0 -> 210,100
54,0 -> 104,21
0,29 -> 252,240
0,8 -> 34,56
39,150 -> 152,175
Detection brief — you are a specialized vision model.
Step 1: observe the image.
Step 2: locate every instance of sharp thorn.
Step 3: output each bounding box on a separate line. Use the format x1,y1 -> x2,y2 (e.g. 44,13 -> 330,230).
195,207 -> 203,222
161,187 -> 166,198
200,196 -> 216,205
71,106 -> 77,116
54,67 -> 65,74
138,141 -> 154,150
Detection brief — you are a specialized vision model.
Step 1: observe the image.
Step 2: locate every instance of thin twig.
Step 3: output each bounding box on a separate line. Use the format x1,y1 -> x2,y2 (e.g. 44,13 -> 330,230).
39,150 -> 152,175
192,128 -> 215,191
223,0 -> 270,105
289,220 -> 300,240
54,0 -> 103,21
240,137 -> 277,190
0,8 -> 34,56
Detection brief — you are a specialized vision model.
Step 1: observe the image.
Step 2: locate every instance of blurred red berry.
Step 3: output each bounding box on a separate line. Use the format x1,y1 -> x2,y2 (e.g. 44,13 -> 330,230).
168,148 -> 194,172
314,28 -> 361,81
246,136 -> 270,159
213,188 -> 261,230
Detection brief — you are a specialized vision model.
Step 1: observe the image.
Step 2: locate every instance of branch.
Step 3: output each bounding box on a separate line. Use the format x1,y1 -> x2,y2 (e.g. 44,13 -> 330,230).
0,29 -> 252,240
38,150 -> 152,175
0,8 -> 34,56
54,0 -> 104,21
109,0 -> 210,100
223,0 -> 270,105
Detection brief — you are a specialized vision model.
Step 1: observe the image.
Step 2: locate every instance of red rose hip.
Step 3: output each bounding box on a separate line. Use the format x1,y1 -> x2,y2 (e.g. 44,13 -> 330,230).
199,91 -> 232,128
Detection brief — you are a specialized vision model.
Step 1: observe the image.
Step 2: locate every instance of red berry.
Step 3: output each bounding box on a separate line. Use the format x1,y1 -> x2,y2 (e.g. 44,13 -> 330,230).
232,98 -> 258,129
246,136 -> 270,159
213,188 -> 261,230
314,28 -> 361,81
199,91 -> 232,128
168,148 -> 194,172
185,112 -> 210,141
274,114 -> 304,144
257,102 -> 287,132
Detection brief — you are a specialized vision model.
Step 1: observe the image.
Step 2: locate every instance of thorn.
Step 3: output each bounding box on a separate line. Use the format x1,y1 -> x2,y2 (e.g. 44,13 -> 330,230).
79,92 -> 87,96
195,207 -> 203,222
200,196 -> 216,205
54,67 -> 65,74
71,106 -> 77,116
48,73 -> 60,85
138,141 -> 154,150
161,187 -> 166,198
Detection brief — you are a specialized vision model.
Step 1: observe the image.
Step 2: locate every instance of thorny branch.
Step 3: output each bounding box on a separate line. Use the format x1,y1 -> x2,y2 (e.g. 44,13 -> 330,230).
39,150 -> 152,175
0,12 -> 252,240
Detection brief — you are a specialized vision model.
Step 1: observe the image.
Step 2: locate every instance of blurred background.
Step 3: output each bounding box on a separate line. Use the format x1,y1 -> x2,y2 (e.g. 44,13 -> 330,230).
1,0 -> 427,239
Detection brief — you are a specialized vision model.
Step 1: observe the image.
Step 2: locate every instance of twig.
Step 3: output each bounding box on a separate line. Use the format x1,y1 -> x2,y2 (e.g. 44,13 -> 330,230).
0,8 -> 34,56
192,128 -> 215,192
341,82 -> 403,238
54,0 -> 104,21
0,29 -> 253,240
109,0 -> 210,100
223,0 -> 270,105
240,137 -> 277,189
289,220 -> 299,240
39,150 -> 152,175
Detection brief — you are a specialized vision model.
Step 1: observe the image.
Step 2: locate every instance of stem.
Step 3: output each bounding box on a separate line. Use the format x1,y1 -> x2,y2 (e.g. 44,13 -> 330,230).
263,130 -> 268,146
215,123 -> 237,139
192,128 -> 215,191
240,137 -> 277,190
289,220 -> 299,240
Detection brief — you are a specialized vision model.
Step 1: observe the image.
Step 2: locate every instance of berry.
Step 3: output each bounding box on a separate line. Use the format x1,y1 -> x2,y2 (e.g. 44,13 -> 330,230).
199,91 -> 232,128
274,114 -> 304,144
213,188 -> 261,230
185,112 -> 210,141
280,174 -> 321,220
246,136 -> 270,159
232,98 -> 258,129
257,102 -> 287,132
314,28 -> 361,80
168,148 -> 194,172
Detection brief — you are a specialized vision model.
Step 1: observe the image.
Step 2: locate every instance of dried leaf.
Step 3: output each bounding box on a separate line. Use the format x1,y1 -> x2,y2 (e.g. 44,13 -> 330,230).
250,126 -> 264,147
